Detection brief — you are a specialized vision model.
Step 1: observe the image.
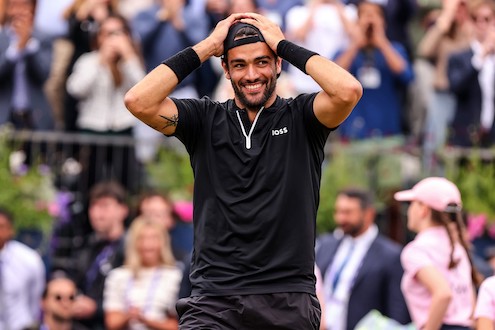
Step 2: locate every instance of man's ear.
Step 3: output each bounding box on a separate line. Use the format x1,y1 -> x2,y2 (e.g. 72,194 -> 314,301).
221,60 -> 231,80
276,57 -> 282,77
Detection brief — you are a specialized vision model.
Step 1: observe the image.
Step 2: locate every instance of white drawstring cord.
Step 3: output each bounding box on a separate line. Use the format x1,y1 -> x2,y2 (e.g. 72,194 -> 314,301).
235,106 -> 264,149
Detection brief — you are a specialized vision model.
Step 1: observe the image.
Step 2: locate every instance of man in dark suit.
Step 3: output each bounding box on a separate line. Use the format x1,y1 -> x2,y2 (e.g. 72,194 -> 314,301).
0,0 -> 54,130
316,188 -> 410,330
447,0 -> 495,147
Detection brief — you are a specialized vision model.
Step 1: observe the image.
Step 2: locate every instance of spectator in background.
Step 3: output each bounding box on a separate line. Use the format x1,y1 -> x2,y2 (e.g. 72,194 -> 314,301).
131,0 -> 210,163
204,0 -> 229,30
334,0 -> 413,140
68,181 -> 129,330
0,208 -> 45,330
285,0 -> 355,95
137,191 -> 193,263
66,13 -> 144,194
316,188 -> 410,330
34,0 -> 73,130
475,275 -> 495,330
419,0 -> 472,173
447,0 -> 495,148
345,0 -> 418,62
62,0 -> 119,132
104,218 -> 182,330
395,177 -> 481,330
256,0 -> 303,32
33,276 -> 89,330
0,0 -> 54,130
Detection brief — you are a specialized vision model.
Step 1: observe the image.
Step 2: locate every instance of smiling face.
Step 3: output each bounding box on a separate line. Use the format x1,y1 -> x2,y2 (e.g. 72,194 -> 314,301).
222,42 -> 281,112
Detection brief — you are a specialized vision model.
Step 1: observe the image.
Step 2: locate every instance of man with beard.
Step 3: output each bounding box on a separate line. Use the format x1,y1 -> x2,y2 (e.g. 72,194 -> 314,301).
125,12 -> 362,329
30,277 -> 89,330
315,188 -> 410,330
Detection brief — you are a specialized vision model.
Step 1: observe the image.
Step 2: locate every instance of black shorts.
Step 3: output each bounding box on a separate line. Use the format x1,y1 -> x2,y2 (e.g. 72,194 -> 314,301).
176,292 -> 321,330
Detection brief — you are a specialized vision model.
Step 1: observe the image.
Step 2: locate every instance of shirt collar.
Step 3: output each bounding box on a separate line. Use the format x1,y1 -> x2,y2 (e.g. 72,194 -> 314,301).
344,224 -> 379,247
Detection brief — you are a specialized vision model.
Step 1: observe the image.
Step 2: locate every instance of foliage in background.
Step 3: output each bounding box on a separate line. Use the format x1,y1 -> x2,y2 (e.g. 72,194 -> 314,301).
0,126 -> 57,233
443,148 -> 495,221
145,144 -> 194,201
143,137 -> 495,235
145,137 -> 416,235
317,137 -> 416,234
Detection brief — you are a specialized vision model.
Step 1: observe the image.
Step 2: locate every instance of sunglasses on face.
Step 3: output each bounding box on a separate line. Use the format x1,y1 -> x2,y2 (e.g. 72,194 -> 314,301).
472,15 -> 494,23
53,294 -> 76,302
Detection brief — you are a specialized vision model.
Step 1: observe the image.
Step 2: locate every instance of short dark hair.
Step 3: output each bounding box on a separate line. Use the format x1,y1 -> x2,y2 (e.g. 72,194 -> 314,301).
0,208 -> 14,226
337,187 -> 374,210
89,181 -> 127,205
42,274 -> 76,299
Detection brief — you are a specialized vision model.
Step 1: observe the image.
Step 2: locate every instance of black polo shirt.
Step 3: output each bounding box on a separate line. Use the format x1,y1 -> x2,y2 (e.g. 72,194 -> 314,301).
171,94 -> 332,296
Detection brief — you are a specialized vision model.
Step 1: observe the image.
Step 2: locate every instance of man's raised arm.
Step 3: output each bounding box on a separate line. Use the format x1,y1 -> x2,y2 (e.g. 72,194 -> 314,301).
124,14 -> 244,135
240,13 -> 363,129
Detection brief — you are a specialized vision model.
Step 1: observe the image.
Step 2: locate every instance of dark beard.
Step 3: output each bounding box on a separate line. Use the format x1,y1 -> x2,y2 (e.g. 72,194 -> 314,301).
342,220 -> 365,237
231,79 -> 276,111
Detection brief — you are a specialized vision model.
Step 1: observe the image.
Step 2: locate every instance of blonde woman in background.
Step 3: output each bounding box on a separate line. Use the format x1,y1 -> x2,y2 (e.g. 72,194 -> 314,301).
104,218 -> 182,330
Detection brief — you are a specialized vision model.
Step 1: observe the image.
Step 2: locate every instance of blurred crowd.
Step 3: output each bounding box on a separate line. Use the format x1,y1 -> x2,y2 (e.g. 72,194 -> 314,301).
1,0 -> 495,172
3,0 -> 495,329
0,180 -> 194,330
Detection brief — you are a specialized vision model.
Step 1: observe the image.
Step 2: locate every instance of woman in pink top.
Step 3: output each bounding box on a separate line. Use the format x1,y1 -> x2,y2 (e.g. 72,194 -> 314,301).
394,177 -> 481,330
474,275 -> 495,329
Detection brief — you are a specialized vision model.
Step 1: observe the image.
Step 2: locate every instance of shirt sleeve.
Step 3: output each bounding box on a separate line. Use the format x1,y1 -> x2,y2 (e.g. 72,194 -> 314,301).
30,253 -> 46,320
474,276 -> 495,320
170,97 -> 212,153
401,243 -> 434,277
103,268 -> 127,312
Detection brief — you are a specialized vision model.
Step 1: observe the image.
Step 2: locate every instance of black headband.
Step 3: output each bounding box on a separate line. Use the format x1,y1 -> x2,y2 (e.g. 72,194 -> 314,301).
223,22 -> 265,56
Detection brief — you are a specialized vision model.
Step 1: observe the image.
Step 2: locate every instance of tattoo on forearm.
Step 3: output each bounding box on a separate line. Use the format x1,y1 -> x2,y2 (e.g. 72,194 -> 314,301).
159,114 -> 178,129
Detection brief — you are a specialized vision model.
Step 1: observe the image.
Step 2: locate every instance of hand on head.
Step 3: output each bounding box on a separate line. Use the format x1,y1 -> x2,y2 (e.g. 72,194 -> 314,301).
207,12 -> 284,57
237,12 -> 285,54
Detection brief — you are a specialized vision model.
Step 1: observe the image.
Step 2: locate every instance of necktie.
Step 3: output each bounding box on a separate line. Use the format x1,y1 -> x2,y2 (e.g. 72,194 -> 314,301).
332,242 -> 356,292
12,58 -> 30,111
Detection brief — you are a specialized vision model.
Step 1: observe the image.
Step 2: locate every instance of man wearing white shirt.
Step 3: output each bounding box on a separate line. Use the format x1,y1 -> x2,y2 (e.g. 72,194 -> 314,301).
315,188 -> 410,330
0,208 -> 45,330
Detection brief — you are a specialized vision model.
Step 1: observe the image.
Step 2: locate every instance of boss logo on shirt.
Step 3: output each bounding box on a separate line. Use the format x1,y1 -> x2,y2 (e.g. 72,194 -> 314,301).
272,127 -> 288,136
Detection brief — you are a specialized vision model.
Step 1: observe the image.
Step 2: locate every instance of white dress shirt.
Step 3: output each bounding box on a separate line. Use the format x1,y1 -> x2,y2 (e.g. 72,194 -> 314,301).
0,240 -> 45,330
324,225 -> 378,330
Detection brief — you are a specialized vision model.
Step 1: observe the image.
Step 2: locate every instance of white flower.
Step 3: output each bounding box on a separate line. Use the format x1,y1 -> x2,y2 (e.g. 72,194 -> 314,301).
9,150 -> 26,175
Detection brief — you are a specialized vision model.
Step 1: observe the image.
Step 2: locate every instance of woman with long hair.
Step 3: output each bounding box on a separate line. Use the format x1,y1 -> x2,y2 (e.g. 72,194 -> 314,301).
395,177 -> 482,330
103,218 -> 182,330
